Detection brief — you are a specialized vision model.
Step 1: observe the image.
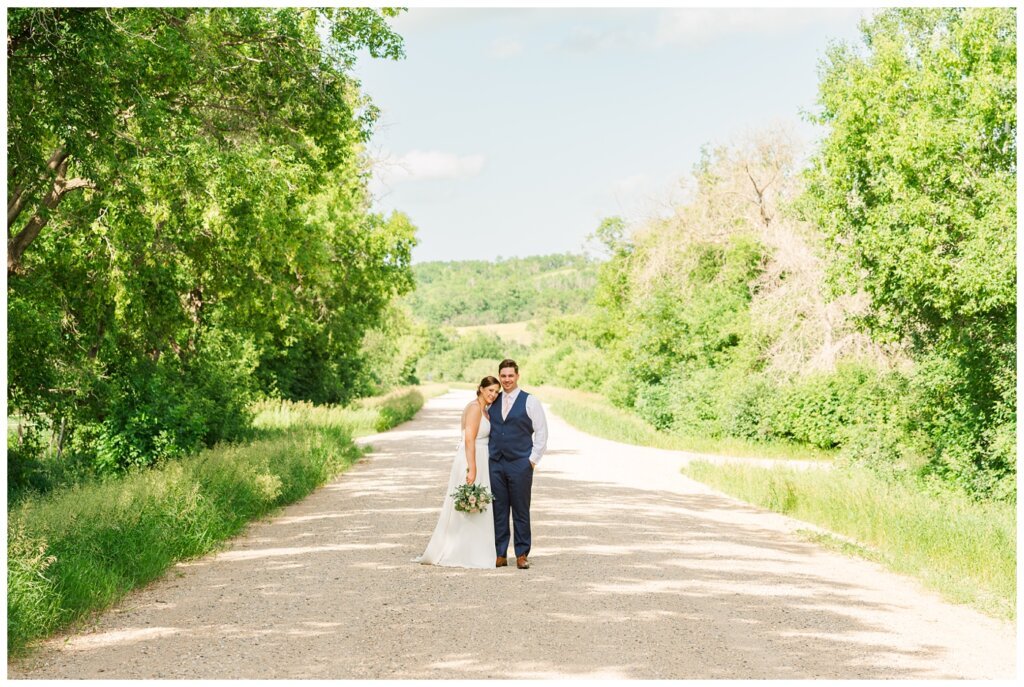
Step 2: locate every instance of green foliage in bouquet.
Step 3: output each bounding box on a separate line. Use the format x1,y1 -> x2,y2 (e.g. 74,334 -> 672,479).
451,483 -> 493,514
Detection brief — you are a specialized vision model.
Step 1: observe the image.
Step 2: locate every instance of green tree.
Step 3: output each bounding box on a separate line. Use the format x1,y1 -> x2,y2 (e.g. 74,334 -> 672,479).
803,8 -> 1016,497
7,8 -> 403,274
253,181 -> 417,403
7,8 -> 411,485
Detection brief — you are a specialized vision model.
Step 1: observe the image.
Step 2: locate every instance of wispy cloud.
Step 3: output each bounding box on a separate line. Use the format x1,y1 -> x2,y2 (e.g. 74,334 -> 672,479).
655,8 -> 866,47
370,150 -> 486,193
560,25 -> 643,54
489,37 -> 524,59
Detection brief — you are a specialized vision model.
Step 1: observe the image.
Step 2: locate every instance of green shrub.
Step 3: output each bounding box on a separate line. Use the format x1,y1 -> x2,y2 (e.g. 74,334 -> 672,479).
633,383 -> 674,430
719,375 -> 775,441
553,346 -> 613,392
764,364 -> 878,449
372,389 -> 424,432
6,428 -> 51,497
906,352 -> 1016,501
664,367 -> 726,438
9,330 -> 259,498
522,343 -> 572,387
600,365 -> 638,409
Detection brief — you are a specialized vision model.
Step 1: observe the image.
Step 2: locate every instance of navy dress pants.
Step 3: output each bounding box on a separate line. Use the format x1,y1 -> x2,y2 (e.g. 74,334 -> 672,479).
489,457 -> 533,558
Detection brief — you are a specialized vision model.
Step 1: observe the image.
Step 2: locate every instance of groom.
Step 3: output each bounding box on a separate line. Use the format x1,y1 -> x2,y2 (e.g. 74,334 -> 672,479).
488,358 -> 548,570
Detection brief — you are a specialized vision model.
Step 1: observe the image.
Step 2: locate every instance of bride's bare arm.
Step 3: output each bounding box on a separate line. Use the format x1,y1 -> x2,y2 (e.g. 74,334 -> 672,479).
463,403 -> 481,484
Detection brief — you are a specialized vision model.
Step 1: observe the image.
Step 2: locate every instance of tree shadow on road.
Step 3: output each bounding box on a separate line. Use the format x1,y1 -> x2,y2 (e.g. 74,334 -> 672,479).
10,398 -> 1007,679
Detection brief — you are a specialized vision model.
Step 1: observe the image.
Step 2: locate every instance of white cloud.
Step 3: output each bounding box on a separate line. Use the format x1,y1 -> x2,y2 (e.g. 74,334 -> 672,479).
655,8 -> 865,47
560,25 -> 643,54
370,150 -> 486,194
489,37 -> 524,59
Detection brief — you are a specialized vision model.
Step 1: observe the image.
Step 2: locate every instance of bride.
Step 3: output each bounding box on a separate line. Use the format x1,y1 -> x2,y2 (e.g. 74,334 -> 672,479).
417,376 -> 500,568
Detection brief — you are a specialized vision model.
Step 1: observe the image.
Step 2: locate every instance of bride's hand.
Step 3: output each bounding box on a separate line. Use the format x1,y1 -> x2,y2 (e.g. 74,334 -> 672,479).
466,469 -> 477,484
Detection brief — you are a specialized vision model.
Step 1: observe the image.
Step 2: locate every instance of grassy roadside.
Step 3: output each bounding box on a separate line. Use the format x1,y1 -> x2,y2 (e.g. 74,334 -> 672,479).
684,460 -> 1016,620
251,383 -> 449,439
522,383 -> 1013,620
532,384 -> 835,461
6,385 -> 443,655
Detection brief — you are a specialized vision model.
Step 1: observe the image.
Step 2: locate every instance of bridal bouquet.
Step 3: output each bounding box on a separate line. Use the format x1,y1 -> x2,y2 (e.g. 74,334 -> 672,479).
451,483 -> 493,514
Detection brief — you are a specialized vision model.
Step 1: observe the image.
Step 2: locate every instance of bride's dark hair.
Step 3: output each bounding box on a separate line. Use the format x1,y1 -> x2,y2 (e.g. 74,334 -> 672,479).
476,375 -> 500,396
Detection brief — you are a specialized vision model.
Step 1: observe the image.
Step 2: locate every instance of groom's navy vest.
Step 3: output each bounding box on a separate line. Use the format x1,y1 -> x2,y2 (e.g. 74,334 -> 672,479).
488,391 -> 534,462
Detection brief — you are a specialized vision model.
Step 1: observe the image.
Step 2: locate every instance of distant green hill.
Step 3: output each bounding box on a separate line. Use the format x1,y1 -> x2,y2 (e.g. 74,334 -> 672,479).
406,253 -> 599,326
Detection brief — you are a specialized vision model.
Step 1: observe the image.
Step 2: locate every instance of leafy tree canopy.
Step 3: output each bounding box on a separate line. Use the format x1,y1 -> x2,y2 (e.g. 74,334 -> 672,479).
803,7 -> 1016,497
804,7 -> 1015,349
7,8 -> 414,484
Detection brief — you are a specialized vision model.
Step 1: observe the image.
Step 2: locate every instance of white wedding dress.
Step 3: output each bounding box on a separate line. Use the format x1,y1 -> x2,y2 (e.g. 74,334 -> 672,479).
416,414 -> 495,568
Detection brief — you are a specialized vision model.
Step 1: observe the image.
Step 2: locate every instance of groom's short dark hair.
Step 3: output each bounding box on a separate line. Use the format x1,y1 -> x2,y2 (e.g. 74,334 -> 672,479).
498,358 -> 519,373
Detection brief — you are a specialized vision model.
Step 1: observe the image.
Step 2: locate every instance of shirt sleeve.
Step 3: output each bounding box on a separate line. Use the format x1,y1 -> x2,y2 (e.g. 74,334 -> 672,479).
525,394 -> 548,465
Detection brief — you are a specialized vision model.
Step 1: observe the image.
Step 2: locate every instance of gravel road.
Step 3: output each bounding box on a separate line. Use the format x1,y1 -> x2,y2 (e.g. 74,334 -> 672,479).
8,390 -> 1016,679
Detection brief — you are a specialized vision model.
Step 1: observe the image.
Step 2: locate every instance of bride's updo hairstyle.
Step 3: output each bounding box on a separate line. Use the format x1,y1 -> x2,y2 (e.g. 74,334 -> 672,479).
476,376 -> 500,396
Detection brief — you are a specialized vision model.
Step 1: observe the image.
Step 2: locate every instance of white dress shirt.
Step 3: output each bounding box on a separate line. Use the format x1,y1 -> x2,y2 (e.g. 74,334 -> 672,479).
501,387 -> 548,466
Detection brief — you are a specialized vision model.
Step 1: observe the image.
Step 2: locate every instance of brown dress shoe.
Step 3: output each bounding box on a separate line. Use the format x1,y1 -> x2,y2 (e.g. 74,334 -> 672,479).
496,556 -> 508,568
516,555 -> 530,569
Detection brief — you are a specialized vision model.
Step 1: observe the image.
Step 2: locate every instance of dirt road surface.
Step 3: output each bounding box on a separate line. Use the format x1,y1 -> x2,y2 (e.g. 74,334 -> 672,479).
8,390 -> 1017,679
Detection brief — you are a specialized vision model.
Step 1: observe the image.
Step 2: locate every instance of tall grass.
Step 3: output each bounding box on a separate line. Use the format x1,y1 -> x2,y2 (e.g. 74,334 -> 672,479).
684,460 -> 1016,620
7,386 -> 438,654
250,385 -> 444,438
535,385 -> 834,461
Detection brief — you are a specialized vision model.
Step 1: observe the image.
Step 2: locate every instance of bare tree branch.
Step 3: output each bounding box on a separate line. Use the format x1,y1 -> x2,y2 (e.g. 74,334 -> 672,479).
744,163 -> 775,228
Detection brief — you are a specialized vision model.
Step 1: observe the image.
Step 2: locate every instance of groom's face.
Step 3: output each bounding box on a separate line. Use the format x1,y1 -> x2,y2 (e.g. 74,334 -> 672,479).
499,367 -> 519,392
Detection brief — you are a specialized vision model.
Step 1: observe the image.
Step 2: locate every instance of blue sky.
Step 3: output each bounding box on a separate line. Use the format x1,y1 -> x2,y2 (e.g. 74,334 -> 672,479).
353,7 -> 871,263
